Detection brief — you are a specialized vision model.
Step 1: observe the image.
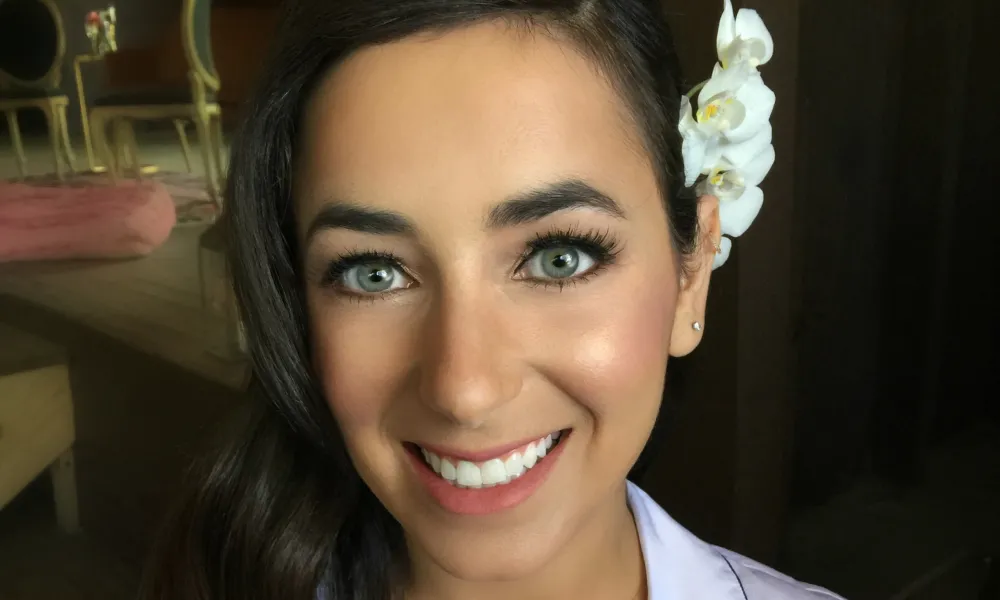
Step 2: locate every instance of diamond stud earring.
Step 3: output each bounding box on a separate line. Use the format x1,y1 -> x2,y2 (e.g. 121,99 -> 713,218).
693,322 -> 703,332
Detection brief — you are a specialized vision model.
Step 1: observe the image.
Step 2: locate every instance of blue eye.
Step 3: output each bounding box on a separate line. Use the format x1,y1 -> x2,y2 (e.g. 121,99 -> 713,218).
339,261 -> 409,294
516,228 -> 622,286
522,247 -> 598,280
324,251 -> 414,297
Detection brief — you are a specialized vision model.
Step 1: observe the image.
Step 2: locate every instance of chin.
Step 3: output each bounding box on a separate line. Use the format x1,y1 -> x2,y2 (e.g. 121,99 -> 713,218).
410,514 -> 574,583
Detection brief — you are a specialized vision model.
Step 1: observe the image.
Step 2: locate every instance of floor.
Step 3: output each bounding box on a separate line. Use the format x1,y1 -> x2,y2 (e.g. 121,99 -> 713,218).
0,478 -> 139,600
1,130 -> 245,599
3,132 -> 1000,600
783,424 -> 1000,600
0,128 -> 248,389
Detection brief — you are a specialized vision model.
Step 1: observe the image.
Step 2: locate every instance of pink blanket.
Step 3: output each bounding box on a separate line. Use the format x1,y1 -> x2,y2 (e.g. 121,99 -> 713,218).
0,180 -> 176,262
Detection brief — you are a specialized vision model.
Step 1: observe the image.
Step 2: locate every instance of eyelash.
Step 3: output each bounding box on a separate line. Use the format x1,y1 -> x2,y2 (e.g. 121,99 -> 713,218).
516,226 -> 623,289
321,227 -> 624,300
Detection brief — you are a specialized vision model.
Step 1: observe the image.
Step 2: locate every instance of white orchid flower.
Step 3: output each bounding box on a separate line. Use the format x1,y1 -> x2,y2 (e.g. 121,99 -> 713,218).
679,95 -> 717,186
679,94 -> 773,187
717,0 -> 774,70
697,62 -> 775,144
681,0 -> 776,270
705,143 -> 774,238
713,236 -> 733,270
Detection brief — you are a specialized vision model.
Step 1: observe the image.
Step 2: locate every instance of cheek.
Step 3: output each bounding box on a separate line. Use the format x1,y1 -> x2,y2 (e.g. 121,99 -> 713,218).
572,291 -> 672,386
307,300 -> 414,437
530,266 -> 677,424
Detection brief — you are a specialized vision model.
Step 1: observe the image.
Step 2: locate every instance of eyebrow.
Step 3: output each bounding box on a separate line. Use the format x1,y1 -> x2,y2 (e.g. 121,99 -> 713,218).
305,179 -> 626,245
486,180 -> 626,229
306,203 -> 411,241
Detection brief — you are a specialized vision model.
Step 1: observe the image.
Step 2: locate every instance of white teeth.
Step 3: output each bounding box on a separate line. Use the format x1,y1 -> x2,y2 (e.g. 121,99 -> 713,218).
523,443 -> 538,468
481,459 -> 508,486
456,461 -> 483,488
505,452 -> 524,479
440,458 -> 457,482
418,432 -> 563,488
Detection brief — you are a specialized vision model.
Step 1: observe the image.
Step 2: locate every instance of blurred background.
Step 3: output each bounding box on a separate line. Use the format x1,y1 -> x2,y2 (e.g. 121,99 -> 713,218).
0,0 -> 997,598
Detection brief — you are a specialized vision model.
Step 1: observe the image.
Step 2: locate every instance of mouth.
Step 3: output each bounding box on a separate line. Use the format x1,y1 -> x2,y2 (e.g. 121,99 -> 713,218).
405,430 -> 571,515
412,430 -> 566,489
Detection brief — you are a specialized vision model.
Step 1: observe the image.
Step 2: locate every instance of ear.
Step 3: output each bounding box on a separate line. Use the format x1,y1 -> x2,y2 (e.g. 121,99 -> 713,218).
669,194 -> 721,358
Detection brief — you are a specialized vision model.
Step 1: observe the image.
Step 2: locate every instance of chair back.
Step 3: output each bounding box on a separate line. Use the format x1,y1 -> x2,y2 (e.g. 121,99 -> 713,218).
182,0 -> 220,93
0,0 -> 66,90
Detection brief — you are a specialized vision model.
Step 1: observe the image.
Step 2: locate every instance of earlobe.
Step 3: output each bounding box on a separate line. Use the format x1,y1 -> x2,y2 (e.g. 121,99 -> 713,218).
668,194 -> 720,358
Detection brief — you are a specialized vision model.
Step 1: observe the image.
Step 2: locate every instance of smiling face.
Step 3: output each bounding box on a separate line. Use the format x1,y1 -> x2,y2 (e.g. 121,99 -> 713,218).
295,21 -> 715,590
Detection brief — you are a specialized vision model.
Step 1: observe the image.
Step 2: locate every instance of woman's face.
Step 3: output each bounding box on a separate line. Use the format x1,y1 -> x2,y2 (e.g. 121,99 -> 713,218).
296,23 -> 714,585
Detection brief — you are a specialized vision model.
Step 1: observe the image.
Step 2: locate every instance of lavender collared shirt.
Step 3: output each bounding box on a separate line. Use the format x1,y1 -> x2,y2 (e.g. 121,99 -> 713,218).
628,481 -> 846,599
320,483 -> 848,599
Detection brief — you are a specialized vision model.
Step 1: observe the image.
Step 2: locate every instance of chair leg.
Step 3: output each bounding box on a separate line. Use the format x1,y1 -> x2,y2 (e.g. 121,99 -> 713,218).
57,104 -> 77,173
211,113 -> 225,185
173,119 -> 194,173
90,111 -> 117,180
4,110 -> 27,179
112,119 -> 132,176
193,112 -> 220,205
123,121 -> 143,181
42,101 -> 64,180
50,449 -> 80,534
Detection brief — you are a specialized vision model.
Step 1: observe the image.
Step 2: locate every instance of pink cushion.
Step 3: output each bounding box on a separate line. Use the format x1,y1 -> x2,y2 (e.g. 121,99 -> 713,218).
0,180 -> 176,262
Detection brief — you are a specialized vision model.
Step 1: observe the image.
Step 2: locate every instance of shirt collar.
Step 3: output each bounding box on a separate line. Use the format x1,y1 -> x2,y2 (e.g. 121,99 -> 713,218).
627,481 -> 747,600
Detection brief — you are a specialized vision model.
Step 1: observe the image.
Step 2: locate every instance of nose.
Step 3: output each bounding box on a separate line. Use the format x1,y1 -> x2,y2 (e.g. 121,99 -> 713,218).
418,287 -> 522,427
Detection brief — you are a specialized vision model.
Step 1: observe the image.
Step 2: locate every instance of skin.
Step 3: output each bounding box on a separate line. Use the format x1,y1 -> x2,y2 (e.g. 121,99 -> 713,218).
295,21 -> 720,600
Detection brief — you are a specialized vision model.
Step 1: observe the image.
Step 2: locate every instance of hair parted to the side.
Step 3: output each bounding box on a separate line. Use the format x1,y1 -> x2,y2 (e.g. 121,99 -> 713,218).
141,1 -> 697,599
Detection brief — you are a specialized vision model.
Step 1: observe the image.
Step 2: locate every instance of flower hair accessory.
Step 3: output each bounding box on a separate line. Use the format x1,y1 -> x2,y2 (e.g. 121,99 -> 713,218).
679,0 -> 776,269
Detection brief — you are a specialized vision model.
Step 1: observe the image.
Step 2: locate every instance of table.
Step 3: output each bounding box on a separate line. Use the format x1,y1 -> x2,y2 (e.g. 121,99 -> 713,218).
0,324 -> 78,533
73,53 -> 159,176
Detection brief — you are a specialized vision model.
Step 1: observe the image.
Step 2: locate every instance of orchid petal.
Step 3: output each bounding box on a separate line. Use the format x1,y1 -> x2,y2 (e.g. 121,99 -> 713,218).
680,96 -> 709,186
698,62 -> 751,109
734,9 -> 774,66
706,171 -> 745,204
679,94 -> 698,131
702,140 -> 724,176
735,144 -> 775,188
726,74 -> 775,143
716,0 -> 737,61
719,124 -> 772,170
712,236 -> 733,270
719,185 -> 764,237
682,134 -> 709,187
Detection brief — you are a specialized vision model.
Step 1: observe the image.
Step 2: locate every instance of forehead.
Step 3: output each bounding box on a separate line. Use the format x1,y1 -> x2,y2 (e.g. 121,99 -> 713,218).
296,21 -> 658,225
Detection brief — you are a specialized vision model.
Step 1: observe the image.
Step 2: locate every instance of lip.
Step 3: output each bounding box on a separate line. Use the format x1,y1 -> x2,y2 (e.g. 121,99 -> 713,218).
412,432 -> 562,463
408,430 -> 571,516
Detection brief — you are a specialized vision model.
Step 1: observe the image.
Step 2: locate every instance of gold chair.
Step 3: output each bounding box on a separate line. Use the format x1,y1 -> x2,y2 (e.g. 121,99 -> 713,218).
0,0 -> 76,180
89,0 -> 224,206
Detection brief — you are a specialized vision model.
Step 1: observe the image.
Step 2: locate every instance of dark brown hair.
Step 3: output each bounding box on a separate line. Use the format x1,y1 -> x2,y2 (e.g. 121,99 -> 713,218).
142,1 -> 696,598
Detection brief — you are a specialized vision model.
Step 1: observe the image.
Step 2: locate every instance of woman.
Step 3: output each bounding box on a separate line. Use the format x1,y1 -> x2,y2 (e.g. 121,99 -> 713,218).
145,1 -> 844,598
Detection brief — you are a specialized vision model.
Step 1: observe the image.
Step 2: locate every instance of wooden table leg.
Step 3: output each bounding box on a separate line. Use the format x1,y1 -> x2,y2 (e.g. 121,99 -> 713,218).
50,448 -> 80,534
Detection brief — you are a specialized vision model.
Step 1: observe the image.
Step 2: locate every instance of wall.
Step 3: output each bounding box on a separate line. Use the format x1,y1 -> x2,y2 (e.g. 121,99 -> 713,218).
53,0 -> 181,134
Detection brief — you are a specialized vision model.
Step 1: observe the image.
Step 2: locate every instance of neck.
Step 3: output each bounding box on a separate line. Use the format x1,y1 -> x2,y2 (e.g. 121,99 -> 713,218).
405,483 -> 646,600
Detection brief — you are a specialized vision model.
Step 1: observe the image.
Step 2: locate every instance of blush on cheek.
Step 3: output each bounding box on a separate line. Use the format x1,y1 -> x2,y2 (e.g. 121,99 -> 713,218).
562,284 -> 674,417
585,288 -> 670,371
310,328 -> 384,430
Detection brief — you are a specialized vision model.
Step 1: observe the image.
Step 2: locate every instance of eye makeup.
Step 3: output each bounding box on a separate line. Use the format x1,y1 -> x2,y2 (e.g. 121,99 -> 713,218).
317,226 -> 625,300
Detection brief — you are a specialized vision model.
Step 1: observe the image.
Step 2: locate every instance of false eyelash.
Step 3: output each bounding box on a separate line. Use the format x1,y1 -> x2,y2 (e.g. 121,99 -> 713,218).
321,248 -> 402,287
320,226 -> 624,294
518,225 -> 624,268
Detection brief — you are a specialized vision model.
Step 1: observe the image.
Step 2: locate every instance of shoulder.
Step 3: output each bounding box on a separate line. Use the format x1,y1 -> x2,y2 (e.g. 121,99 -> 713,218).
626,482 -> 847,600
714,547 -> 847,600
